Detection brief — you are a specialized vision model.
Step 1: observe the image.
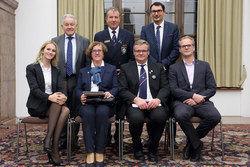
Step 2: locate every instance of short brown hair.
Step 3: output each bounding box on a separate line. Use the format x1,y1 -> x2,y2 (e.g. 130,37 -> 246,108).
85,41 -> 108,59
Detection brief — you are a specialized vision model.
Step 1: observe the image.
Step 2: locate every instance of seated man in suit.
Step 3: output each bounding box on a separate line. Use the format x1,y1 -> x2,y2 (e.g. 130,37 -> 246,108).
168,35 -> 221,162
119,39 -> 170,162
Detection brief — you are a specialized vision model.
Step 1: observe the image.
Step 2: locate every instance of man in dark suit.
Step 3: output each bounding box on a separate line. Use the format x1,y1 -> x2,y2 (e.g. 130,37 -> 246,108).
140,2 -> 179,70
119,39 -> 170,162
140,1 -> 180,148
52,14 -> 90,149
168,35 -> 221,162
94,7 -> 134,145
94,7 -> 134,71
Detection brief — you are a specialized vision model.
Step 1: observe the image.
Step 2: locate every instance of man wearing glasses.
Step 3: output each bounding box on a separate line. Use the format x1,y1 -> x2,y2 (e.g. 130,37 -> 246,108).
140,1 -> 180,149
168,36 -> 221,162
119,40 -> 170,162
140,1 -> 179,71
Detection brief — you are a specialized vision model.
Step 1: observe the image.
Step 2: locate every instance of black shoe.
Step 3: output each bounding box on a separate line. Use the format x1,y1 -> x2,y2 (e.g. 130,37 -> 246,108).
190,142 -> 203,162
148,152 -> 158,162
183,141 -> 192,160
43,137 -> 52,153
96,161 -> 104,167
48,153 -> 65,166
134,151 -> 145,161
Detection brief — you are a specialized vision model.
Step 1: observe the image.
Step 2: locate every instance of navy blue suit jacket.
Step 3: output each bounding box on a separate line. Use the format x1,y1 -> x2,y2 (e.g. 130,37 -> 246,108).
168,59 -> 217,103
140,21 -> 179,69
94,28 -> 134,69
76,62 -> 118,101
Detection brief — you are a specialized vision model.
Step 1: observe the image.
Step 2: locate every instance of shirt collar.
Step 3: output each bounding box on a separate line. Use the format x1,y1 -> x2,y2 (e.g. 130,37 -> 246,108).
108,27 -> 119,35
91,60 -> 104,68
183,59 -> 195,66
154,21 -> 164,30
136,60 -> 148,67
39,61 -> 51,71
65,33 -> 76,39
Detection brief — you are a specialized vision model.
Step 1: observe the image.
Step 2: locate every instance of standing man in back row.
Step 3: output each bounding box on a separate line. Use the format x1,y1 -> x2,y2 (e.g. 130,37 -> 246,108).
140,2 -> 179,71
94,7 -> 134,145
140,1 -> 180,148
52,14 -> 90,149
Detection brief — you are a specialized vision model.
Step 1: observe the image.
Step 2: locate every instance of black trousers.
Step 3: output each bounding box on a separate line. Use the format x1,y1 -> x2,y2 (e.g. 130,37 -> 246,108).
127,106 -> 168,154
173,101 -> 221,149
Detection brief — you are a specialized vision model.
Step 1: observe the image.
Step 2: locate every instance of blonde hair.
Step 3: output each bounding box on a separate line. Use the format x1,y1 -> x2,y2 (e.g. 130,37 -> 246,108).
34,40 -> 59,67
85,41 -> 108,59
179,35 -> 195,46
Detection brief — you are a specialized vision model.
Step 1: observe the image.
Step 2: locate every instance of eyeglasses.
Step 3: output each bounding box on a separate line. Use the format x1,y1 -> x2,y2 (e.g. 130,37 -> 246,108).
92,49 -> 103,53
151,10 -> 163,14
134,50 -> 148,53
180,44 -> 193,49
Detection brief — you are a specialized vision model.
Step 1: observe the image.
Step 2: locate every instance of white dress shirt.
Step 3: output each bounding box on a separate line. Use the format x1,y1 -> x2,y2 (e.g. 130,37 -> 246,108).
40,62 -> 52,94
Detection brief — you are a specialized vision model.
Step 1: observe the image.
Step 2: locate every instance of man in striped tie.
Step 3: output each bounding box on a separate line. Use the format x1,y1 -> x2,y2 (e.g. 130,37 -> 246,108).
119,39 -> 170,162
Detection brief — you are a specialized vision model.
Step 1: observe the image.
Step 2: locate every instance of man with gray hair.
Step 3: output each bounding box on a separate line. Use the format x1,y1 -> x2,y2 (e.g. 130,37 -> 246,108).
52,14 -> 90,150
119,39 -> 170,162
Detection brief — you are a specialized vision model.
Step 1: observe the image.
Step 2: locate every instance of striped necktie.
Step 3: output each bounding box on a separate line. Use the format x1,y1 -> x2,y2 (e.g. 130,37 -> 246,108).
139,64 -> 147,99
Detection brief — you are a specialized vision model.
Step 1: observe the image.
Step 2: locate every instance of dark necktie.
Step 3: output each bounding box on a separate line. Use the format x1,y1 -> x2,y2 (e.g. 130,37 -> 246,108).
156,25 -> 161,62
66,36 -> 73,76
111,30 -> 117,45
139,65 -> 147,99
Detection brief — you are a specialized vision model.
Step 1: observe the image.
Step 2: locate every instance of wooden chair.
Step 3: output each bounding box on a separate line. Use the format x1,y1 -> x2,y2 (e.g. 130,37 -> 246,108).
170,117 -> 224,160
67,115 -> 116,163
16,116 -> 70,162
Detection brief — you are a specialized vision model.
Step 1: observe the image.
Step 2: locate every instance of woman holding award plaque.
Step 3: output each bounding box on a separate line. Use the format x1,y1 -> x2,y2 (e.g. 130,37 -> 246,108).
76,41 -> 118,167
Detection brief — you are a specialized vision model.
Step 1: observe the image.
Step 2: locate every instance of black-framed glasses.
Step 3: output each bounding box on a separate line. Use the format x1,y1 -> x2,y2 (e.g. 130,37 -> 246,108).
151,10 -> 163,14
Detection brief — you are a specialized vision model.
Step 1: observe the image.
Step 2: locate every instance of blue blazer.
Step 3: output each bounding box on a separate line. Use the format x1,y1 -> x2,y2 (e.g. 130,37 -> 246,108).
168,59 -> 217,103
140,21 -> 180,69
94,28 -> 134,69
76,62 -> 118,101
